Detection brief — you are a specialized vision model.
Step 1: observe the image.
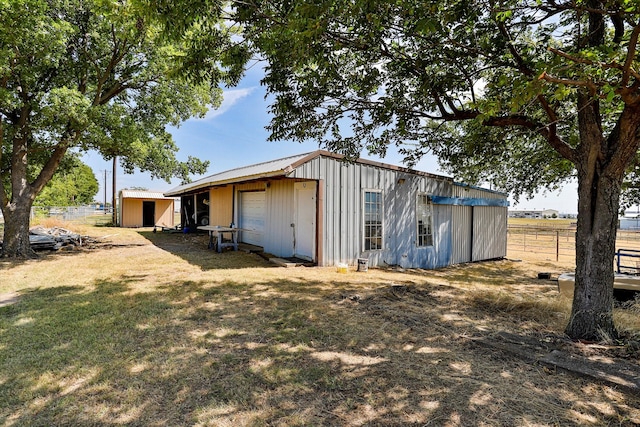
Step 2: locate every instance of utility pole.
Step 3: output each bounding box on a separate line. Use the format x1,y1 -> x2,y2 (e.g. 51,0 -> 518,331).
112,157 -> 117,225
100,170 -> 111,215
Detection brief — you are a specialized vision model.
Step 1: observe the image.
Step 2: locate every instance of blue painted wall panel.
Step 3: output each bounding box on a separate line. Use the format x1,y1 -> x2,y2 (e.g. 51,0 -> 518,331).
431,196 -> 509,207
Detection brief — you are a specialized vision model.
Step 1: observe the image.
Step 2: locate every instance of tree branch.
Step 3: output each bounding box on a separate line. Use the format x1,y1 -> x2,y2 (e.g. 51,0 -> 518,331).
32,127 -> 81,194
549,46 -> 640,81
496,21 -> 534,77
94,27 -> 132,106
538,71 -> 598,95
605,103 -> 640,176
482,112 -> 575,162
622,24 -> 640,87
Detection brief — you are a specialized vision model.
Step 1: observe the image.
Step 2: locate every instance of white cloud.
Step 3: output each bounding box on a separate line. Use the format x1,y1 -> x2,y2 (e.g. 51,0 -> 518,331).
200,87 -> 256,120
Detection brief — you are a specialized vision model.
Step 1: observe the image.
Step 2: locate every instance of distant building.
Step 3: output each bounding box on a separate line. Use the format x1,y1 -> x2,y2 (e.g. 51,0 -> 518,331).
620,216 -> 640,230
509,209 -> 559,219
119,190 -> 175,228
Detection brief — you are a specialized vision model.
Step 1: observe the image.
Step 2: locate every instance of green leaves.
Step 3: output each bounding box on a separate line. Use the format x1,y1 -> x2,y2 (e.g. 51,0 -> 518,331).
0,0 -> 250,257
0,0 -> 244,200
35,156 -> 99,206
41,88 -> 92,130
235,0 -> 640,198
603,84 -> 618,102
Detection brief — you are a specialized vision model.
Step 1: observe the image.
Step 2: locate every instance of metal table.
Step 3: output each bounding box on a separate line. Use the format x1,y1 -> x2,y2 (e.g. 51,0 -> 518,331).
198,226 -> 240,253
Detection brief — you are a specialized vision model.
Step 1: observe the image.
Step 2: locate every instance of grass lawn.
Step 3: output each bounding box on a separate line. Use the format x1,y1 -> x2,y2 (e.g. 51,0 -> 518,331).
508,218 -> 576,228
1,224 -> 640,426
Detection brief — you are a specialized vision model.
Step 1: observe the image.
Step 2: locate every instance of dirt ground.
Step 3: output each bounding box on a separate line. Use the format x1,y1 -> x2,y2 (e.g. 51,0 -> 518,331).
1,226 -> 640,426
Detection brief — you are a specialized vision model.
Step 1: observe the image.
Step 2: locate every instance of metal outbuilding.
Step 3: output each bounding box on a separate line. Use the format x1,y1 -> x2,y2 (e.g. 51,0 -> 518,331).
164,151 -> 508,268
119,190 -> 176,228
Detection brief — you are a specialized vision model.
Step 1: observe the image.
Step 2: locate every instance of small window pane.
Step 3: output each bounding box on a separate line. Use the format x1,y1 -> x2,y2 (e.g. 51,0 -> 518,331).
363,191 -> 383,251
417,194 -> 433,247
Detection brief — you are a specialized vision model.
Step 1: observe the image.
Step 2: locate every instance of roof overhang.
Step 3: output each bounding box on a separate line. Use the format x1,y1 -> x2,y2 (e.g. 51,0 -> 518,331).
162,152 -> 318,197
163,170 -> 293,197
120,190 -> 175,200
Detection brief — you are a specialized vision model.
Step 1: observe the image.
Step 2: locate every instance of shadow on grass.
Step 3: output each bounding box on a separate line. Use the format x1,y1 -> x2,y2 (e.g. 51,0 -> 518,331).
138,230 -> 275,271
384,258 -> 560,289
1,275 -> 637,426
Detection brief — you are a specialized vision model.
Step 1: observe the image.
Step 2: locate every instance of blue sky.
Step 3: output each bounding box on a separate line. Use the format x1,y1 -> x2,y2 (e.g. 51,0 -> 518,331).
82,66 -> 579,213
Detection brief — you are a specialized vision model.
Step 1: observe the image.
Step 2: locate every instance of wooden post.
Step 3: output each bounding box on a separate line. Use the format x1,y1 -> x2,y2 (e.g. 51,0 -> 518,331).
556,230 -> 560,261
112,156 -> 117,226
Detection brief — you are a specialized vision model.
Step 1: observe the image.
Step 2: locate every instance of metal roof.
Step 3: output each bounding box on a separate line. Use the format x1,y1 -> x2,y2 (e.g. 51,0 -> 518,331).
163,150 -> 470,197
164,152 -> 314,196
120,190 -> 174,200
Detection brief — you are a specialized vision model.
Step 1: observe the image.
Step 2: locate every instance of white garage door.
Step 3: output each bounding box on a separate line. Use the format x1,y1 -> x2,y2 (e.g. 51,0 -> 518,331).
240,191 -> 265,246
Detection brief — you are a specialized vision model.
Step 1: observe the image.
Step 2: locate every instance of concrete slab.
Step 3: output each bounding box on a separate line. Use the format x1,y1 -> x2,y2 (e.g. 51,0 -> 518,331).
0,292 -> 19,308
269,257 -> 297,268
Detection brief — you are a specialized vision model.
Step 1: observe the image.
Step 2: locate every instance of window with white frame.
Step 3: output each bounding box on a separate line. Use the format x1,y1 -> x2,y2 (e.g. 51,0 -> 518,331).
417,194 -> 433,247
363,190 -> 383,251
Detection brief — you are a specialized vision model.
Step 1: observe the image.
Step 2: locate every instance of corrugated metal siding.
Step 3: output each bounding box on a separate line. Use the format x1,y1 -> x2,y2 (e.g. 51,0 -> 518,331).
264,180 -> 295,256
155,200 -> 175,228
294,157 -> 358,265
453,184 -> 505,199
209,186 -> 233,226
451,205 -> 473,264
120,199 -> 173,227
118,193 -> 123,226
344,162 -> 361,264
236,182 -> 267,192
293,157 -> 457,268
472,206 -> 508,261
169,154 -> 508,268
357,164 -> 383,267
121,199 -> 142,227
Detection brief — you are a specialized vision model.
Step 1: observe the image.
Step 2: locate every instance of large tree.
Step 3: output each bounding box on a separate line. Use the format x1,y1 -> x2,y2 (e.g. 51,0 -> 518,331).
35,156 -> 99,207
235,0 -> 640,340
0,0 -> 247,257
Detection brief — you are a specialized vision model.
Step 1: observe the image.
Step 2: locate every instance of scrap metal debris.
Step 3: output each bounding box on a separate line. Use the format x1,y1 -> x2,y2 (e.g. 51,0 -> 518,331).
29,226 -> 84,250
6,226 -> 86,251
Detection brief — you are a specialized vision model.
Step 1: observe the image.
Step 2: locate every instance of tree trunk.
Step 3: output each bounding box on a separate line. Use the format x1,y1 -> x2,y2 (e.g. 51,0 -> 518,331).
1,196 -> 36,258
566,171 -> 620,340
564,86 -> 640,341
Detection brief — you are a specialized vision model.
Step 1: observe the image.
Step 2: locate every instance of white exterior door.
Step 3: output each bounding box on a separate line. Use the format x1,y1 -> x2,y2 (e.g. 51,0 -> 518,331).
294,182 -> 316,260
239,191 -> 265,246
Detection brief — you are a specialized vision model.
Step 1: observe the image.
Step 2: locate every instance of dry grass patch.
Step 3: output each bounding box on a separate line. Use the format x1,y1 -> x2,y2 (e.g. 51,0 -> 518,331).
1,223 -> 639,426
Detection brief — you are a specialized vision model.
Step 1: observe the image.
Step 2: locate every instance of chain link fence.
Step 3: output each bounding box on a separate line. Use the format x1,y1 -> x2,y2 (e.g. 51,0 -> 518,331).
31,205 -> 115,225
0,206 -> 113,227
